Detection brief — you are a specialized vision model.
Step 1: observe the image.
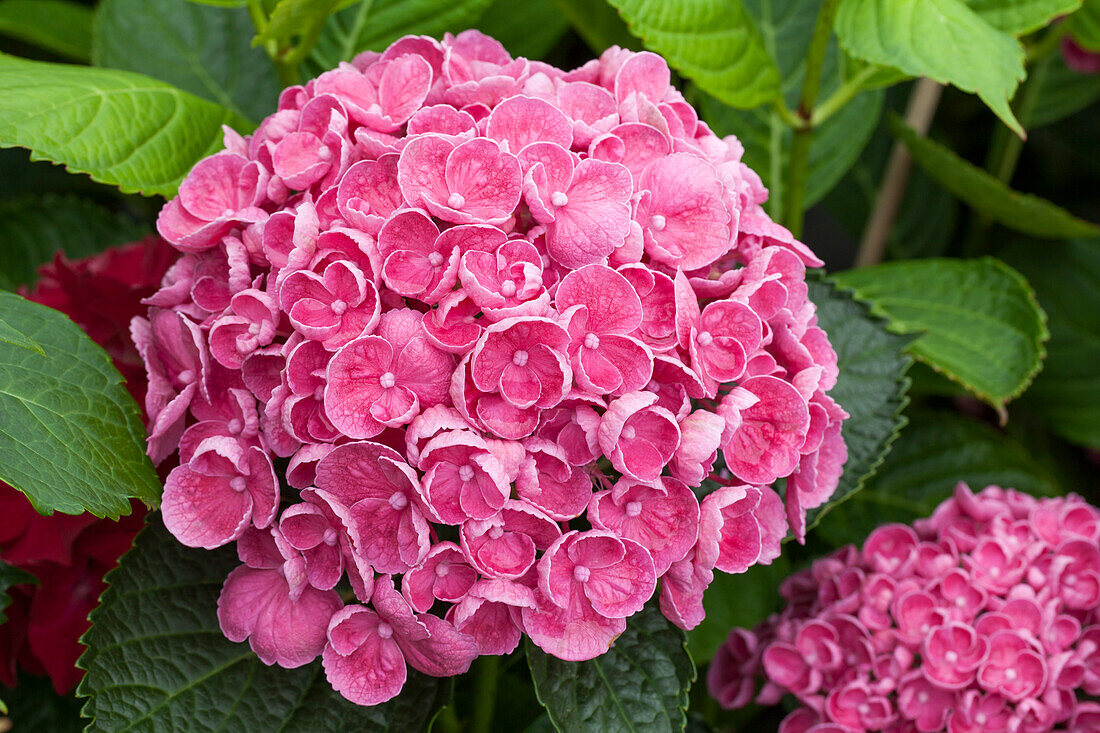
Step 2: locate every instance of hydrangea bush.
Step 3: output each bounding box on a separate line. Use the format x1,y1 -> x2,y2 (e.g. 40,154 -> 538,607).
709,484 -> 1100,733
135,31 -> 848,705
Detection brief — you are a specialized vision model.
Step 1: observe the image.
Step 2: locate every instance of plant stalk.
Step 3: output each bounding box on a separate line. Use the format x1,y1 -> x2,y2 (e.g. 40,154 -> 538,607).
470,654 -> 499,733
782,0 -> 843,238
853,77 -> 943,267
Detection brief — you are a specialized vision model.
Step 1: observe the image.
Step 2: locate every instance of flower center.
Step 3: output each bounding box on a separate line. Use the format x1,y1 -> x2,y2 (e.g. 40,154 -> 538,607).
377,622 -> 393,639
230,477 -> 247,493
447,192 -> 466,210
428,251 -> 444,267
696,331 -> 713,347
248,323 -> 261,335
917,692 -> 929,704
512,350 -> 529,367
379,372 -> 396,389
330,299 -> 348,315
1066,574 -> 1078,586
573,565 -> 591,583
388,492 -> 408,511
955,596 -> 967,607
1005,668 -> 1018,681
178,369 -> 195,385
459,464 -> 475,482
583,333 -> 600,350
976,713 -> 988,725
323,528 -> 338,546
500,280 -> 517,298
649,214 -> 666,231
435,563 -> 450,578
551,191 -> 569,208
625,501 -> 642,518
944,651 -> 958,664
622,425 -> 636,440
227,418 -> 243,435
314,386 -> 326,402
488,526 -> 504,540
221,208 -> 235,218
318,146 -> 333,161
858,704 -> 870,715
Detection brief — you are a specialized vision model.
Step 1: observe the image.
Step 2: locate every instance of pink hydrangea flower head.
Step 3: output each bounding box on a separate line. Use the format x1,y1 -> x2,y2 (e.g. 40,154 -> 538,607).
709,485 -> 1100,731
141,30 -> 847,705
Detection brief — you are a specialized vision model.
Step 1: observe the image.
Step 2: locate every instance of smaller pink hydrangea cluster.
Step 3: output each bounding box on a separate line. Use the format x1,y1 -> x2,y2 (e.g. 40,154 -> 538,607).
135,31 -> 848,707
708,484 -> 1100,733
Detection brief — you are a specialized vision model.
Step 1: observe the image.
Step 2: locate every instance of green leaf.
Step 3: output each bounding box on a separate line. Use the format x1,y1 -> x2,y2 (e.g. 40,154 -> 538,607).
548,0 -> 640,53
527,602 -> 695,733
0,291 -> 160,518
0,194 -> 148,290
685,557 -> 788,665
1029,52 -> 1100,128
833,257 -> 1049,413
0,560 -> 37,624
1001,238 -> 1100,448
93,0 -> 280,124
605,0 -> 782,109
889,114 -> 1100,238
478,0 -> 570,58
1067,0 -> 1100,51
802,279 -> 913,533
964,0 -> 1082,35
814,409 -> 1061,547
835,0 -> 1026,135
78,517 -> 447,732
0,53 -> 248,198
0,315 -> 42,354
0,0 -> 93,62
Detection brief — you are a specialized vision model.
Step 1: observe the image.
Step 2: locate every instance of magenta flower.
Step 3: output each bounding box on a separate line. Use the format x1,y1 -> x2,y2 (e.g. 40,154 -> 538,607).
322,577 -> 477,706
459,238 -> 550,321
598,391 -> 680,481
398,135 -> 521,225
588,477 -> 699,575
325,309 -> 454,437
418,430 -> 511,524
402,542 -> 478,613
522,530 -> 656,661
557,264 -> 654,395
719,375 -> 811,485
470,316 -> 572,409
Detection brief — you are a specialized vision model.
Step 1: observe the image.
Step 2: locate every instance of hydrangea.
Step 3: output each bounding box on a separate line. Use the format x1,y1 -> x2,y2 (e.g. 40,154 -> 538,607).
708,484 -> 1100,733
138,31 -> 848,706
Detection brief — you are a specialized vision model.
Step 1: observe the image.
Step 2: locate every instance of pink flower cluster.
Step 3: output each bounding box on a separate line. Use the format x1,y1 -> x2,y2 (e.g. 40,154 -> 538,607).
708,484 -> 1100,733
135,31 -> 847,706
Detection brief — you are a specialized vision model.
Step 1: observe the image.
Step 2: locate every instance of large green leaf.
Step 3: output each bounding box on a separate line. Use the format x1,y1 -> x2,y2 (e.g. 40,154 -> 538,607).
833,257 -> 1049,413
93,0 -> 280,124
78,517 -> 447,732
965,0 -> 1082,35
814,409 -> 1061,547
0,560 -> 36,624
605,0 -> 782,109
1001,238 -> 1100,448
0,53 -> 247,198
802,279 -> 913,532
890,115 -> 1100,238
835,0 -> 1026,134
0,194 -> 148,290
0,0 -> 92,62
548,0 -> 640,53
0,291 -> 160,518
527,602 -> 694,733
1067,0 -> 1100,50
478,0 -> 570,58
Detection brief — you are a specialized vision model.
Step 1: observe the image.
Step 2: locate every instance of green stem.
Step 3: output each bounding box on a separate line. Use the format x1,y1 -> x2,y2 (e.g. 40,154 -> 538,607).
781,0 -> 842,238
470,654 -> 499,733
811,65 -> 878,126
436,704 -> 461,733
339,0 -> 373,62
